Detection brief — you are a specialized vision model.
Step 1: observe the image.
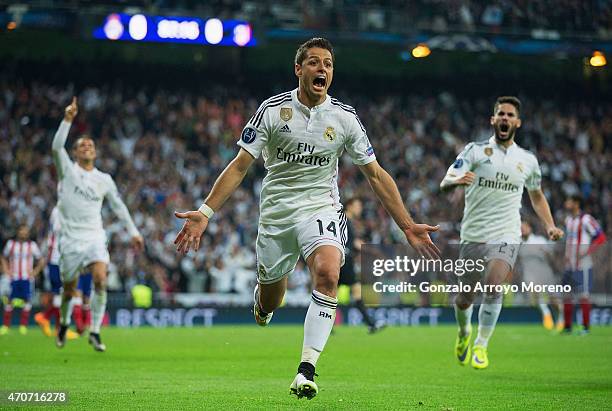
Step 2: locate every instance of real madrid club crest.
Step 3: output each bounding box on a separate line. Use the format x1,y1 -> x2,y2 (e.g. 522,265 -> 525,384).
484,147 -> 493,156
324,126 -> 336,142
516,162 -> 524,173
280,107 -> 292,122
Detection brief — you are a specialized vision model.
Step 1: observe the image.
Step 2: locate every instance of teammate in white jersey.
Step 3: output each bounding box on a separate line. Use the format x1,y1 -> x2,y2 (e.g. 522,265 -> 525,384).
519,221 -> 560,330
562,194 -> 606,334
174,38 -> 440,399
52,97 -> 144,351
441,96 -> 563,369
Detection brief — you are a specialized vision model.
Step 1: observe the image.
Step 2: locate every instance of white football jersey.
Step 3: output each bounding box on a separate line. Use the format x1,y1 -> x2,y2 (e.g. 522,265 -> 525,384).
520,234 -> 553,268
237,89 -> 376,225
443,136 -> 542,243
52,121 -> 140,242
44,207 -> 61,265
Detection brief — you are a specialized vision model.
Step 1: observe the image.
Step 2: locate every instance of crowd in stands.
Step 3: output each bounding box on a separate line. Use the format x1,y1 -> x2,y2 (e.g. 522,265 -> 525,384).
1,79 -> 610,296
28,0 -> 611,36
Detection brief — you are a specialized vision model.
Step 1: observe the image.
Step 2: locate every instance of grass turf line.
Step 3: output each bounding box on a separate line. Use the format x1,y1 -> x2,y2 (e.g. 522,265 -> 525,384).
1,325 -> 611,410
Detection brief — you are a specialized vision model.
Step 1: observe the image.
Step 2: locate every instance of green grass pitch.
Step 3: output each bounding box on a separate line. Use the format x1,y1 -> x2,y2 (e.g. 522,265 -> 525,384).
1,325 -> 611,410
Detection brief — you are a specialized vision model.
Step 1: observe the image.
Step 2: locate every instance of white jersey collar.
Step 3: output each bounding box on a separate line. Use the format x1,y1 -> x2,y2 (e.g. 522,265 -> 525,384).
489,135 -> 517,154
291,88 -> 331,114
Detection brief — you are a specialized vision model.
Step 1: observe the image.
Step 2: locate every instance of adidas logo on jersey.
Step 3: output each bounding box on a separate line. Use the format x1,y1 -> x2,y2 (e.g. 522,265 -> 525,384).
279,124 -> 291,133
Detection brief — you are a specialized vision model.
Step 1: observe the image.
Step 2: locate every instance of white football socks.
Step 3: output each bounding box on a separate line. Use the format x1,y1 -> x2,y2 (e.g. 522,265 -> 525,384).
301,290 -> 337,367
60,295 -> 73,326
90,289 -> 107,334
454,304 -> 473,337
474,295 -> 503,347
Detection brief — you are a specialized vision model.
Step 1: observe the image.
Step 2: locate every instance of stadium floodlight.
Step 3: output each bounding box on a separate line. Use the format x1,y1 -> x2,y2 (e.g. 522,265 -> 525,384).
589,51 -> 607,67
412,44 -> 431,58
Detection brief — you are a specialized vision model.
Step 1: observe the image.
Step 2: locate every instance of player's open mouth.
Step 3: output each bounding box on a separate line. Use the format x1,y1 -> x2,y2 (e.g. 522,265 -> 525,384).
312,76 -> 326,91
499,123 -> 510,133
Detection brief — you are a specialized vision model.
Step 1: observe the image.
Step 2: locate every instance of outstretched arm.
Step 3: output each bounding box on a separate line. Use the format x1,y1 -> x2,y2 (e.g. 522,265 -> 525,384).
174,148 -> 255,253
358,160 -> 440,259
106,179 -> 144,251
52,97 -> 78,180
528,189 -> 563,241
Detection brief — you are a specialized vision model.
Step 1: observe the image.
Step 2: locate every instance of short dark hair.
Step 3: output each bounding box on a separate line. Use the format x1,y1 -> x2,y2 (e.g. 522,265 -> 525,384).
568,194 -> 583,208
72,135 -> 94,151
295,38 -> 334,65
493,96 -> 521,116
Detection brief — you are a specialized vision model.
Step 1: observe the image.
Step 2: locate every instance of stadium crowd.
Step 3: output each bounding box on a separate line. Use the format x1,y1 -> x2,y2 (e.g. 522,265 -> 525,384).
1,80 -> 610,296
27,0 -> 611,36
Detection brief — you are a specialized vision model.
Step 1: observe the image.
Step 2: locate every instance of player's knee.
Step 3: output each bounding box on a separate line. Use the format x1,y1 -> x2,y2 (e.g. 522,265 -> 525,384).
63,281 -> 77,295
93,279 -> 106,293
313,266 -> 339,295
483,293 -> 503,305
455,293 -> 474,308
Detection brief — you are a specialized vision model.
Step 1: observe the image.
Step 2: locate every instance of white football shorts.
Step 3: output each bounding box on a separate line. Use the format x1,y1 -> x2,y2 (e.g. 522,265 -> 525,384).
256,209 -> 347,284
59,237 -> 109,283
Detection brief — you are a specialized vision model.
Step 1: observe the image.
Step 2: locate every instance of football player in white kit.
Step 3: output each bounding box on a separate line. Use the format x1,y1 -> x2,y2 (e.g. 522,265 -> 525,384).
519,221 -> 561,331
441,96 -> 564,369
52,97 -> 144,351
174,38 -> 440,399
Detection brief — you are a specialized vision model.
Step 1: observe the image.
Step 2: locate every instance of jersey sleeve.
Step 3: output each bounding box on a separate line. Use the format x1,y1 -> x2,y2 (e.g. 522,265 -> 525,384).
2,240 -> 12,258
441,142 -> 476,187
236,101 -> 271,159
584,215 -> 602,237
525,155 -> 542,191
52,120 -> 74,180
31,242 -> 42,259
105,176 -> 141,238
344,112 -> 376,166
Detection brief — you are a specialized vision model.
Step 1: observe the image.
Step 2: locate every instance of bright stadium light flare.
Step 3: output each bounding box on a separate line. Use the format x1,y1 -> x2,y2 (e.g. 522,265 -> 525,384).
103,14 -> 124,40
412,44 -> 431,58
204,18 -> 223,45
129,14 -> 148,41
589,51 -> 607,67
233,24 -> 251,47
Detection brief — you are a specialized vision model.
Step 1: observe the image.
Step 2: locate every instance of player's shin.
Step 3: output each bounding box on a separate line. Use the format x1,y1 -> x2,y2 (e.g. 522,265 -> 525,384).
71,296 -> 84,332
580,297 -> 591,331
90,289 -> 107,334
474,294 -> 502,347
59,294 -> 73,326
3,304 -> 13,327
20,303 -> 31,326
454,303 -> 473,337
564,300 -> 574,330
301,290 -> 337,367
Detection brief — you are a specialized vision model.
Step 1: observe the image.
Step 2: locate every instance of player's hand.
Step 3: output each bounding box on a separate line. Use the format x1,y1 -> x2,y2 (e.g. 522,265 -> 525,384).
404,224 -> 441,260
64,96 -> 78,122
130,235 -> 145,252
546,226 -> 564,241
457,171 -> 476,186
174,210 -> 209,254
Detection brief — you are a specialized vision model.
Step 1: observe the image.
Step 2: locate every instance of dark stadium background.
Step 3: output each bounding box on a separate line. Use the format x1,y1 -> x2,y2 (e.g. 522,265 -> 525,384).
1,1 -> 610,326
